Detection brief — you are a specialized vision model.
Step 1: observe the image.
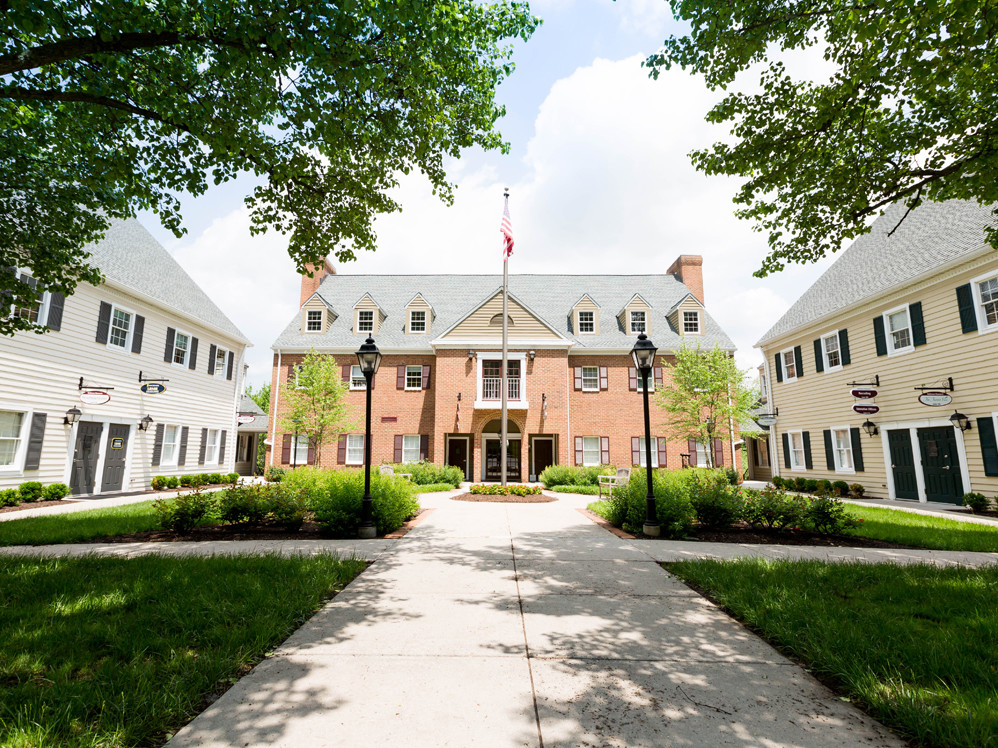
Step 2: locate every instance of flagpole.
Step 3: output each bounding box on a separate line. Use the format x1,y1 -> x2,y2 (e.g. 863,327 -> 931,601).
501,188 -> 509,486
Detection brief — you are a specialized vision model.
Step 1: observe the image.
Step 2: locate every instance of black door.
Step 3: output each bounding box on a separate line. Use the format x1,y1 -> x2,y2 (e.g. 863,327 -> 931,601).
532,438 -> 554,481
918,426 -> 964,504
887,429 -> 918,500
485,439 -> 521,482
70,422 -> 104,496
100,424 -> 130,493
447,438 -> 470,481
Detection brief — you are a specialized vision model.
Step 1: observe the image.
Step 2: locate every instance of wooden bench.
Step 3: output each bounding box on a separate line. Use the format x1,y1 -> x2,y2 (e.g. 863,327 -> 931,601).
598,468 -> 631,499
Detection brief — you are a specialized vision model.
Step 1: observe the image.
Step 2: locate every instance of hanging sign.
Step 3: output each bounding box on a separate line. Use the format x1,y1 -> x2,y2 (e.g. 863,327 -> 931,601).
852,403 -> 880,415
141,383 -> 166,394
756,415 -> 778,427
237,414 -> 256,424
918,391 -> 953,407
79,390 -> 111,405
851,388 -> 878,399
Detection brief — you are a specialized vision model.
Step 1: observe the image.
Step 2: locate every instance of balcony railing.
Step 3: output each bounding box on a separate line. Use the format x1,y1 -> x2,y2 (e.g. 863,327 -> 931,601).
482,376 -> 521,401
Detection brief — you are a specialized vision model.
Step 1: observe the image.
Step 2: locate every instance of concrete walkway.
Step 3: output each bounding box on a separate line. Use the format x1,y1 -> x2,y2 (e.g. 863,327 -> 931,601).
161,491 -> 908,748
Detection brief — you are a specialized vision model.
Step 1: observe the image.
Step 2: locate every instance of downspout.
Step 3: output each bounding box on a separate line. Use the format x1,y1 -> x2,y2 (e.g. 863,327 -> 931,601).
762,353 -> 777,479
269,349 -> 281,468
565,354 -> 571,469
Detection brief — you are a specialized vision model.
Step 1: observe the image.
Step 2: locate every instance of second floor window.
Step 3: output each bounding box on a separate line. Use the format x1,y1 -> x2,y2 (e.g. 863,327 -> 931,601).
781,349 -> 797,380
683,311 -> 700,334
405,365 -> 423,390
214,347 -> 227,377
357,310 -> 374,332
822,333 -> 841,369
629,310 -> 646,333
581,366 -> 599,391
887,308 -> 912,352
482,360 -> 520,400
578,310 -> 595,333
410,310 -> 426,333
759,371 -> 768,402
306,310 -> 322,331
173,332 -> 190,365
109,308 -> 132,348
979,276 -> 998,327
350,364 -> 367,390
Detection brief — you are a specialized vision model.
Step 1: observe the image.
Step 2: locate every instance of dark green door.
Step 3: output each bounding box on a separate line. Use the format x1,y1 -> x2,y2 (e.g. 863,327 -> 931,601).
70,422 -> 104,496
100,424 -> 130,492
887,429 -> 918,500
917,427 -> 964,504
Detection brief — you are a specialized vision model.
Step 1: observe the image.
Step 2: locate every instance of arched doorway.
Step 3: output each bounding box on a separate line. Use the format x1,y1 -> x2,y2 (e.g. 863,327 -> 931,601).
481,418 -> 521,482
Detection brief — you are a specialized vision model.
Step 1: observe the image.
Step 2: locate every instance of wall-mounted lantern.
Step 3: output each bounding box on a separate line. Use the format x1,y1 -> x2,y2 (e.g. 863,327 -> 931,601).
862,420 -> 879,437
950,411 -> 972,432
63,407 -> 82,426
138,415 -> 154,431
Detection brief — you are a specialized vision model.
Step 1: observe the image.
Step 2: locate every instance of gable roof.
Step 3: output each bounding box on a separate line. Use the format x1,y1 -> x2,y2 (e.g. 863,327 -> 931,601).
757,200 -> 998,346
302,292 -> 338,316
434,287 -> 569,342
272,274 -> 735,352
667,293 -> 704,315
237,394 -> 269,432
86,219 -> 248,342
618,293 -> 651,315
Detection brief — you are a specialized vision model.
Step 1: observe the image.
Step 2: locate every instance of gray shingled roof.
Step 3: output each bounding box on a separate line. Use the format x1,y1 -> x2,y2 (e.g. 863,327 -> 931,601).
757,200 -> 997,346
86,219 -> 248,342
273,274 -> 735,352
237,394 -> 269,432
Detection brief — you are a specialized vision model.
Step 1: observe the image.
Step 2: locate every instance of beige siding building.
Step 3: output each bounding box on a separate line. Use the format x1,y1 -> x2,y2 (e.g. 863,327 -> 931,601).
756,200 -> 998,504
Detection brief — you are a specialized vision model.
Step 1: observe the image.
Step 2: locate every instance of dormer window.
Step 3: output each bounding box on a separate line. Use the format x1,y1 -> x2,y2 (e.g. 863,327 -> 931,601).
629,310 -> 646,334
410,310 -> 426,333
682,310 -> 700,335
578,310 -> 595,334
306,310 -> 322,332
358,310 -> 374,333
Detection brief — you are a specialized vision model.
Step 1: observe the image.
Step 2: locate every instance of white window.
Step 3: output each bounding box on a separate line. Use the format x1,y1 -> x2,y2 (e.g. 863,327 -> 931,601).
161,424 -> 180,467
788,431 -> 806,471
582,436 -> 601,467
292,434 -> 309,465
682,310 -> 700,334
305,310 -> 323,332
629,310 -> 646,333
781,348 -> 797,381
11,270 -> 47,324
214,347 -> 228,377
405,365 -> 423,390
346,434 -> 365,465
409,310 -> 426,333
173,331 -> 190,366
350,364 -> 367,390
637,436 -> 659,468
357,310 -> 374,332
204,428 -> 220,465
695,441 -> 710,467
885,306 -> 913,354
822,332 -> 841,370
108,307 -> 133,349
832,427 -> 854,472
759,371 -> 768,403
635,367 -> 655,392
0,410 -> 26,469
976,274 -> 998,330
581,366 -> 599,391
402,434 -> 421,463
578,310 -> 595,334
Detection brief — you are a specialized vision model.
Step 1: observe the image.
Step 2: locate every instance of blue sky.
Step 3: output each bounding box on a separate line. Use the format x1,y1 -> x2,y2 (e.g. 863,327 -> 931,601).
139,0 -> 836,388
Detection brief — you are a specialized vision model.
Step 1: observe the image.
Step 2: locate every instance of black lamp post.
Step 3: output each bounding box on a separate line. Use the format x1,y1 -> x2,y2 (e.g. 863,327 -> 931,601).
356,336 -> 383,539
631,332 -> 659,537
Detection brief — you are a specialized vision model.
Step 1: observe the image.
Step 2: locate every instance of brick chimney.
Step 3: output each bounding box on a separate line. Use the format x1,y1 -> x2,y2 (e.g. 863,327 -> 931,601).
299,259 -> 336,307
667,255 -> 704,305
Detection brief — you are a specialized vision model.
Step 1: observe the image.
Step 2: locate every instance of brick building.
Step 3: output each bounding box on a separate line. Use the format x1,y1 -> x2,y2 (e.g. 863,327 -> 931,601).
266,256 -> 740,482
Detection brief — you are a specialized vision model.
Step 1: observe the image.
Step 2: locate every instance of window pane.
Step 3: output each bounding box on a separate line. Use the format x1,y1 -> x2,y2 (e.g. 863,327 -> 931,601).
410,311 -> 425,332
888,310 -> 911,350
0,411 -> 23,439
823,335 -> 840,368
109,308 -> 131,347
349,365 -> 366,389
215,348 -> 227,374
347,434 -> 365,464
630,311 -> 645,332
683,311 -> 699,334
583,436 -> 600,466
358,310 -> 374,331
638,437 -> 658,467
173,333 -> 188,364
402,435 -> 420,463
406,366 -> 423,389
293,435 -> 308,464
162,425 -> 178,464
783,350 -> 796,378
833,429 -> 853,470
981,277 -> 998,325
582,366 -> 598,390
578,311 -> 594,333
306,311 -> 322,331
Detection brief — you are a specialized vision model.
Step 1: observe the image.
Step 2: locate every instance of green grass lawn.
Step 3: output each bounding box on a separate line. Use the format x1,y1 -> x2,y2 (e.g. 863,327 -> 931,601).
846,504 -> 998,552
0,500 -> 181,546
667,559 -> 998,748
414,482 -> 459,493
0,553 -> 365,747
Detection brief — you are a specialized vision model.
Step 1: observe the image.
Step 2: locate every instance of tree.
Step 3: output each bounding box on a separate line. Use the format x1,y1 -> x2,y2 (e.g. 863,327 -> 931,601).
245,383 -> 270,415
280,351 -> 355,465
656,344 -> 759,468
1,0 -> 538,334
647,1 -> 998,276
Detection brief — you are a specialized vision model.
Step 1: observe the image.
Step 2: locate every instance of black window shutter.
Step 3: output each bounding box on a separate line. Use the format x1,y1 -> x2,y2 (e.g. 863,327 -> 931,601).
802,431 -> 813,470
164,327 -> 176,362
813,339 -> 824,373
977,417 -> 998,476
208,344 -> 217,375
188,337 -> 199,370
96,301 -> 112,344
23,413 -> 47,470
198,428 -> 208,465
823,429 -> 834,470
226,351 -> 234,380
46,292 -> 65,331
850,427 -> 865,472
178,426 -> 189,466
793,346 -> 804,379
956,284 -> 978,333
873,316 -> 887,356
909,302 -> 926,346
782,432 -> 791,469
152,423 -> 165,467
838,329 -> 851,366
219,430 -> 227,463
131,315 -> 145,354
774,353 -> 783,383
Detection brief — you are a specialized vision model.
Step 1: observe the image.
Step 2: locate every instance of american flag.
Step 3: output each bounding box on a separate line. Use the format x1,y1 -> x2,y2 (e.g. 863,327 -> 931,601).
500,195 -> 514,260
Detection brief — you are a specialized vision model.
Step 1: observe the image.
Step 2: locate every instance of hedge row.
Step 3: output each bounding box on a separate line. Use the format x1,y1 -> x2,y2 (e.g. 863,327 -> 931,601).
771,475 -> 865,498
151,473 -> 240,490
0,482 -> 70,507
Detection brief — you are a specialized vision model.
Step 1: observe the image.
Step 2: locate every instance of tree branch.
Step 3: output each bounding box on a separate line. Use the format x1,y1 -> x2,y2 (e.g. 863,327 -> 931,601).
734,3 -> 879,35
0,31 -> 185,76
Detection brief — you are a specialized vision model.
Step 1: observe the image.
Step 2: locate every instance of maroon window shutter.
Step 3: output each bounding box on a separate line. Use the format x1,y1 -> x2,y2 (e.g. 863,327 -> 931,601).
394,435 -> 403,463
574,436 -> 584,465
307,441 -> 316,465
631,437 -> 641,465
574,367 -> 583,390
713,438 -> 724,467
342,365 -> 351,383
419,435 -> 429,460
658,438 -> 668,468
599,366 -> 608,390
422,365 -> 430,389
337,435 -> 347,464
628,367 -> 638,391
688,438 -> 698,466
281,434 -> 292,464
600,437 -> 610,465
288,364 -> 296,383
654,367 -> 664,387
397,365 -> 406,389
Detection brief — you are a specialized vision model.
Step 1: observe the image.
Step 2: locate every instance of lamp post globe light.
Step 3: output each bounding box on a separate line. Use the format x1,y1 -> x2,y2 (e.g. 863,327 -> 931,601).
630,332 -> 660,537
356,336 -> 383,539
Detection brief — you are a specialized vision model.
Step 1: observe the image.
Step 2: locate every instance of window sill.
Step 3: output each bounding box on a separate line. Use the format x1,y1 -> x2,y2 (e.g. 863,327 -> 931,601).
474,400 -> 528,410
886,346 -> 914,357
824,365 -> 843,373
404,386 -> 423,392
349,385 -> 367,391
977,323 -> 998,335
834,467 -> 856,475
789,465 -> 806,472
581,387 -> 599,393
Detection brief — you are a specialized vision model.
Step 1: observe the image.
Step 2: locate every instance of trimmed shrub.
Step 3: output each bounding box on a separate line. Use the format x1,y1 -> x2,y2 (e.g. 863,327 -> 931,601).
468,484 -> 542,496
178,474 -> 193,487
804,496 -> 859,535
770,475 -> 786,490
227,472 -> 241,484
963,492 -> 991,514
619,468 -> 696,538
208,472 -> 223,484
265,466 -> 286,483
815,479 -> 833,496
217,485 -> 271,524
832,480 -> 850,497
267,486 -> 308,530
549,485 -> 601,495
792,477 -> 808,493
166,476 -> 180,489
391,461 -> 463,487
539,465 -> 615,488
17,482 -> 44,502
742,486 -> 806,531
0,488 -> 19,507
42,483 -> 70,501
413,482 -> 457,493
803,478 -> 819,493
689,473 -> 744,531
849,483 -> 866,498
150,476 -> 168,491
724,467 -> 739,485
153,487 -> 214,533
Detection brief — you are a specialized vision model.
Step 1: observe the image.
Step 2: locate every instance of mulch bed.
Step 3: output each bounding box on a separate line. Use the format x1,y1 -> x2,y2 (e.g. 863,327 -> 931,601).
0,499 -> 79,514
451,492 -> 556,504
